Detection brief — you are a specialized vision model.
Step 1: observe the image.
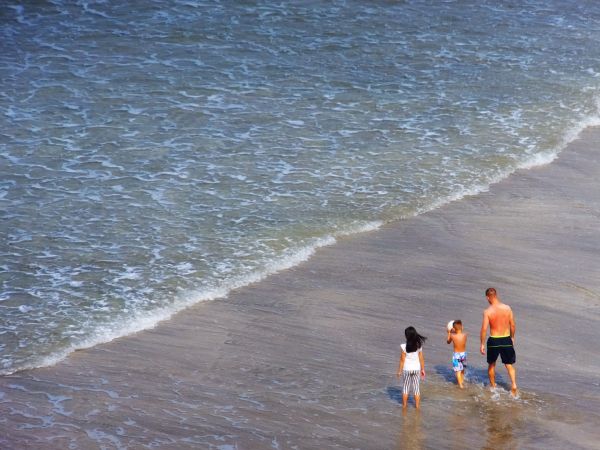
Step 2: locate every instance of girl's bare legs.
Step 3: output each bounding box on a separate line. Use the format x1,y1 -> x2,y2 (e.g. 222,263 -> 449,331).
402,393 -> 408,408
415,394 -> 421,409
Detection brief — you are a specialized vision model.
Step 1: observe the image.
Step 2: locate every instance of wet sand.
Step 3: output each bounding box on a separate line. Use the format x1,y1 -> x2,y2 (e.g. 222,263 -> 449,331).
2,128 -> 600,449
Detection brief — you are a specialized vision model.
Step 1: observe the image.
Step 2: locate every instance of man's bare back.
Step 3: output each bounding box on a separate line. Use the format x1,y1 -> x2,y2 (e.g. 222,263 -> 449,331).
484,302 -> 514,337
480,287 -> 518,395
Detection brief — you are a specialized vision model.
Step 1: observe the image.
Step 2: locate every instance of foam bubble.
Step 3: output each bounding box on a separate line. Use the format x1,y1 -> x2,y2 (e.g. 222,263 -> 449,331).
4,0 -> 600,379
1,225 -> 383,375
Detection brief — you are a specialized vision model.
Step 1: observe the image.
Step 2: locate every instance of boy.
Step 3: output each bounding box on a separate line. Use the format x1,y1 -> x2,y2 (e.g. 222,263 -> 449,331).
446,320 -> 467,388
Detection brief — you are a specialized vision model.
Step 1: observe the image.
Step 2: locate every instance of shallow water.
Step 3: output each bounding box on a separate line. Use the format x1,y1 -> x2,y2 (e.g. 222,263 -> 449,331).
2,123 -> 600,447
2,0 -> 600,374
390,369 -> 597,450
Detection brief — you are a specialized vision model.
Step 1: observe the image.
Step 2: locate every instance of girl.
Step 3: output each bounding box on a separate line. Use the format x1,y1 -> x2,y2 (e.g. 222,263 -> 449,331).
396,326 -> 426,408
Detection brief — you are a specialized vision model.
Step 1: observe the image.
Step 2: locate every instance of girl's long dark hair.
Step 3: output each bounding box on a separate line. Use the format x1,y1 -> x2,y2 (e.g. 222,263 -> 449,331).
405,326 -> 427,353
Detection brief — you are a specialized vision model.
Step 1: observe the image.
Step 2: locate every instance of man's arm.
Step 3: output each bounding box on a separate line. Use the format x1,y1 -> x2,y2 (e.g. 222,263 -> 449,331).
480,310 -> 489,355
509,307 -> 516,340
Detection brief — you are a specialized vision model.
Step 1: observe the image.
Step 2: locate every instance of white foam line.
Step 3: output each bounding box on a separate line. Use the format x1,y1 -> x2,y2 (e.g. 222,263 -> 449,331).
6,106 -> 599,376
2,221 -> 383,376
414,106 -> 600,218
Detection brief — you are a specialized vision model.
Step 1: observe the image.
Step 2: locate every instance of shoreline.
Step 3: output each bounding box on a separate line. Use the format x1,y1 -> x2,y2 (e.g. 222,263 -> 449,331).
7,117 -> 600,378
2,128 -> 600,448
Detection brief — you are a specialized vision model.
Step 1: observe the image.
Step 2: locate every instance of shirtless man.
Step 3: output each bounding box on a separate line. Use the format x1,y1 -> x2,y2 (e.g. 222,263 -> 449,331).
480,287 -> 517,396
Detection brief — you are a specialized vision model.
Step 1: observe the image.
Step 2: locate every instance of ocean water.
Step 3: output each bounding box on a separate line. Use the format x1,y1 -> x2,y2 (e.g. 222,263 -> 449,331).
1,0 -> 600,375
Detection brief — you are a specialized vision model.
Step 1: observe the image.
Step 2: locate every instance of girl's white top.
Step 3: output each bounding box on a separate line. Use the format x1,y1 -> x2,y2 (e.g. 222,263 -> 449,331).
401,343 -> 422,371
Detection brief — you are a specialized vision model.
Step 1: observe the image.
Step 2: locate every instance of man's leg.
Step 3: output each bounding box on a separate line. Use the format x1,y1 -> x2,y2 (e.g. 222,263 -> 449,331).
488,362 -> 496,388
505,364 -> 517,396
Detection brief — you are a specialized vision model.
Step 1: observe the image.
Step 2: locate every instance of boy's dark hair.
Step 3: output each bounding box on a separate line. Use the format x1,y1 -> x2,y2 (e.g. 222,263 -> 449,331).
405,326 -> 427,353
453,320 -> 462,330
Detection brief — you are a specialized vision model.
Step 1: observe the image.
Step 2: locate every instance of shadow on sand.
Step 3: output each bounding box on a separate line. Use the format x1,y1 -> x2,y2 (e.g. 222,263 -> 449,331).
434,364 -> 511,390
386,385 -> 403,405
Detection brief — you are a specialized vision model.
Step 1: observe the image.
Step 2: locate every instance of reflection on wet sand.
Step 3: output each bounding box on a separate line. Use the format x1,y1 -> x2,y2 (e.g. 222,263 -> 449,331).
397,409 -> 424,450
480,401 -> 519,450
448,401 -> 469,449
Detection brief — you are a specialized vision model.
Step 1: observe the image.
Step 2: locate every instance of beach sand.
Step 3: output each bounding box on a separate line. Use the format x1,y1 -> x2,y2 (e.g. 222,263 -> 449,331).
2,128 -> 600,449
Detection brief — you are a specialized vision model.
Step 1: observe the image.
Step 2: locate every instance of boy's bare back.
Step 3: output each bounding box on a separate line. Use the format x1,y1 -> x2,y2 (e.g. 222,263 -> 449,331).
449,330 -> 467,352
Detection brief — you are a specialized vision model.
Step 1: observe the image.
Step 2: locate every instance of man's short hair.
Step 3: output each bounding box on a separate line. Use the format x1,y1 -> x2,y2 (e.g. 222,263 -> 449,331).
485,287 -> 497,297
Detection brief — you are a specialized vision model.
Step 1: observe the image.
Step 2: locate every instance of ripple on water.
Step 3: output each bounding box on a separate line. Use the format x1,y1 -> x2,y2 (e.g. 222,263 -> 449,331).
1,0 -> 600,373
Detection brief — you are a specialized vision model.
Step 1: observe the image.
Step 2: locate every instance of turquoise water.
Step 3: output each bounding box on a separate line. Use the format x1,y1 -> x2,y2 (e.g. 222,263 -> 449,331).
1,0 -> 600,374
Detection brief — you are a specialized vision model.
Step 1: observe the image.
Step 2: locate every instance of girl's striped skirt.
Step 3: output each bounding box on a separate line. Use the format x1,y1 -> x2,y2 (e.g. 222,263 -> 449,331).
402,370 -> 420,395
